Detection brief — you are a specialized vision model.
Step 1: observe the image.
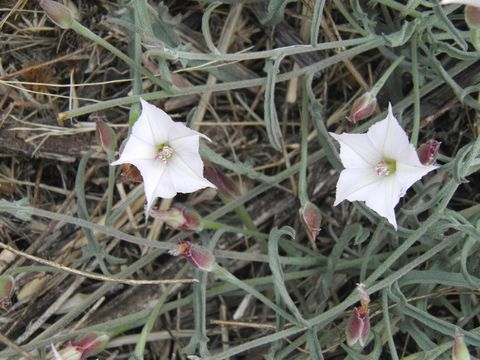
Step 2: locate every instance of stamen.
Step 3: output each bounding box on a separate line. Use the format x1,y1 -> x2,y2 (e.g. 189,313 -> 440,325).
155,145 -> 174,161
375,160 -> 390,176
375,158 -> 396,176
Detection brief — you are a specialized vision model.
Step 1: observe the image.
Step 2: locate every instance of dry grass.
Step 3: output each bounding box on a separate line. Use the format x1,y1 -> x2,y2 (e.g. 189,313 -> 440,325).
0,1 -> 479,359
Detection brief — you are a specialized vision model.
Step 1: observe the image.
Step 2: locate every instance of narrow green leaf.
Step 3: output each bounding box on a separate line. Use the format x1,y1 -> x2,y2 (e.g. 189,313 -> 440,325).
461,235 -> 479,289
306,328 -> 325,360
131,266 -> 189,360
382,290 -> 399,360
268,226 -> 306,324
321,225 -> 361,301
262,0 -> 289,26
264,56 -> 285,151
433,4 -> 468,51
213,264 -> 301,325
305,76 -> 343,171
75,150 -> 110,273
383,20 -> 419,47
399,303 -> 480,346
152,2 -> 182,47
310,0 -> 326,46
202,2 -> 222,54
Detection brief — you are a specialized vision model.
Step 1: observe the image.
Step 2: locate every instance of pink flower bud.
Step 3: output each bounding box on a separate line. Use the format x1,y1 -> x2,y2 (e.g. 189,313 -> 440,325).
452,328 -> 471,360
299,202 -> 322,242
346,307 -> 370,348
94,116 -> 117,155
204,166 -> 239,199
169,241 -> 216,272
39,0 -> 75,29
0,275 -> 15,310
346,284 -> 371,348
150,207 -> 202,232
417,139 -> 440,165
466,5 -> 480,30
70,332 -> 110,359
51,344 -> 82,360
347,92 -> 377,124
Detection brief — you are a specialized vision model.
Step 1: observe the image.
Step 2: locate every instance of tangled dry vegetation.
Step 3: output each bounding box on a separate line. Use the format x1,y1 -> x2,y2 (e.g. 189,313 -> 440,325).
0,0 -> 479,359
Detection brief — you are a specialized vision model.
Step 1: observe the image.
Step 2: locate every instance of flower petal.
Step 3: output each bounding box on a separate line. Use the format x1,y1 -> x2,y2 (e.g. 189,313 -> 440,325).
367,104 -> 412,161
134,99 -> 173,145
170,135 -> 204,175
395,162 -> 439,196
132,159 -> 176,212
167,155 -> 216,194
334,168 -> 380,206
110,134 -> 156,165
330,132 -> 382,168
364,175 -> 398,229
168,121 -> 211,143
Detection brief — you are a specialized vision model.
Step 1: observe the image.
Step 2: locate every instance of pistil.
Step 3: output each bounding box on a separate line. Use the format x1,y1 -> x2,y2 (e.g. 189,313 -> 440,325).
155,144 -> 174,161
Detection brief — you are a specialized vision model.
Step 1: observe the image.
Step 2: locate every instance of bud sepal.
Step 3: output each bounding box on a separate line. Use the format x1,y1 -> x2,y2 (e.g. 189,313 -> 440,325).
169,241 -> 216,272
150,207 -> 203,232
39,0 -> 76,29
417,139 -> 440,166
347,92 -> 377,124
299,201 -> 322,243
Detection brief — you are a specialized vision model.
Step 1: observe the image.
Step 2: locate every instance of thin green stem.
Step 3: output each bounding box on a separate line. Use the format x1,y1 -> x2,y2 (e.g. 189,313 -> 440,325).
213,264 -> 302,326
370,55 -> 405,96
70,21 -> 170,91
298,79 -> 310,206
382,290 -> 400,360
105,152 -> 116,227
364,181 -> 457,287
130,266 -> 188,359
128,3 -> 143,129
146,37 -> 372,62
234,204 -> 268,250
410,35 -> 420,146
59,38 -> 384,120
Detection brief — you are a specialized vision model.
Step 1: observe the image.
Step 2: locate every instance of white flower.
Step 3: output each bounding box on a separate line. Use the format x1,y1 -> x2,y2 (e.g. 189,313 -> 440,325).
111,99 -> 215,212
441,0 -> 480,7
329,104 -> 438,229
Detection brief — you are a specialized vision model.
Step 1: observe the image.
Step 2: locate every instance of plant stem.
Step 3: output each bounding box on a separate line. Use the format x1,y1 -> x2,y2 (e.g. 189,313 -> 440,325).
410,35 -> 420,146
70,21 -> 171,91
298,78 -> 310,206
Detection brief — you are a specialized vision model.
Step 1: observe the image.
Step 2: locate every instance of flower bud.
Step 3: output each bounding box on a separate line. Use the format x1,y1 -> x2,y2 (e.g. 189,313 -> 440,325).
204,166 -> 238,200
346,307 -> 370,348
356,283 -> 370,312
94,116 -> 117,155
51,332 -> 110,360
169,240 -> 216,272
51,344 -> 81,360
0,275 -> 15,310
150,207 -> 202,231
299,202 -> 322,242
417,139 -> 440,165
71,332 -> 110,358
345,283 -> 371,348
452,328 -> 471,360
347,92 -> 377,124
39,0 -> 76,29
466,5 -> 480,30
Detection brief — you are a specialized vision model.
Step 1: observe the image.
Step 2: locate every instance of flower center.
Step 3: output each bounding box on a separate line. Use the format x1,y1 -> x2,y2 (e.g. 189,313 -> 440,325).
155,144 -> 174,161
375,158 -> 396,176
